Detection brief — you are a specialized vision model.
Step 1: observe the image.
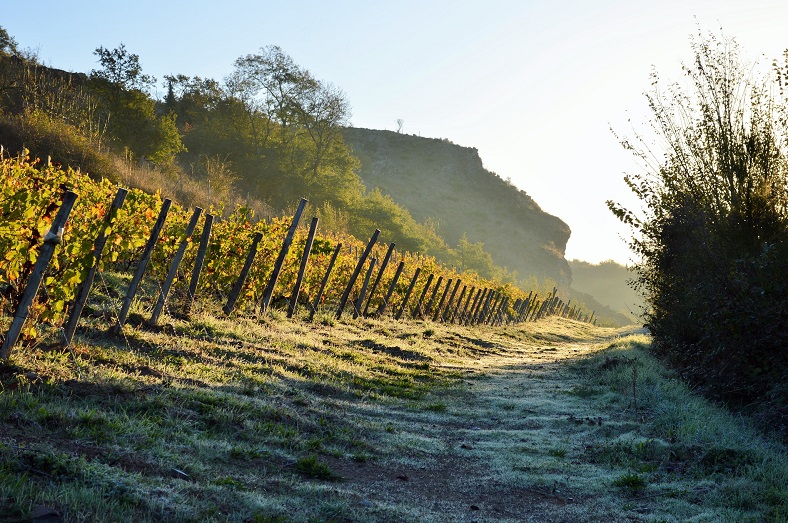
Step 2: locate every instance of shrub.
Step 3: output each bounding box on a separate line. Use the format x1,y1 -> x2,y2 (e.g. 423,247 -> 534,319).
609,29 -> 788,437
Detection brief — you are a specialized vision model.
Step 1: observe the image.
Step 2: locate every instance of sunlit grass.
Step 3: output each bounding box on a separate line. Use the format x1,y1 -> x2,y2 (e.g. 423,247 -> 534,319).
0,307 -> 784,522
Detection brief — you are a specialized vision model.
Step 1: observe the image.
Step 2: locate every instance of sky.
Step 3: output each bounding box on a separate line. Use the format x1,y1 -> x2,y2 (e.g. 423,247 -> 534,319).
4,1 -> 788,265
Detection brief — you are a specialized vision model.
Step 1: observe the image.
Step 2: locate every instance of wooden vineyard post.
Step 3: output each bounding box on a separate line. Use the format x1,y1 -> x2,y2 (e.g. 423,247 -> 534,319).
491,293 -> 504,324
461,288 -> 479,325
518,292 -> 533,323
185,213 -> 214,316
432,278 -> 452,322
496,295 -> 508,325
353,258 -> 376,319
523,298 -> 535,322
467,288 -> 487,325
495,297 -> 509,326
487,294 -> 501,325
150,207 -> 203,325
336,229 -> 379,320
542,292 -> 555,319
481,291 -> 498,324
442,279 -> 462,322
363,242 -> 395,316
562,300 -> 571,318
510,298 -> 521,324
309,242 -> 342,321
459,287 -> 477,324
534,296 -> 547,320
536,293 -> 550,320
476,289 -> 493,325
479,292 -> 496,324
260,198 -> 308,315
488,295 -> 500,325
514,296 -> 526,323
288,217 -> 318,318
511,299 -> 522,325
115,198 -> 172,332
1,191 -> 78,360
223,232 -> 263,315
450,285 -> 468,323
529,299 -> 542,322
537,294 -> 549,320
519,295 -> 530,322
395,267 -> 421,320
423,276 -> 443,320
64,187 -> 127,345
411,273 -> 434,319
375,261 -> 404,317
526,296 -> 536,321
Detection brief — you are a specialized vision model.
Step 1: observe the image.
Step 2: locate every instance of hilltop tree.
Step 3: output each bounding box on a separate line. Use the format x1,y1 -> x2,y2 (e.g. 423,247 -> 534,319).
0,25 -> 18,55
226,45 -> 361,206
91,43 -> 155,91
89,43 -> 183,163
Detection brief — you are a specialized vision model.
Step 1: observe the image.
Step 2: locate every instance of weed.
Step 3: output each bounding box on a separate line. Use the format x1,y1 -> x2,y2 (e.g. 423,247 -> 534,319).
212,475 -> 245,490
317,314 -> 336,327
294,455 -> 340,481
567,385 -> 603,398
249,515 -> 290,523
351,452 -> 370,463
548,447 -> 568,458
425,402 -> 447,413
613,471 -> 647,492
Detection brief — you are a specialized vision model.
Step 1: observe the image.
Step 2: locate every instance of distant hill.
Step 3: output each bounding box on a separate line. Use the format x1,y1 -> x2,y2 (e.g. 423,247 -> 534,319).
569,259 -> 644,322
343,128 -> 572,286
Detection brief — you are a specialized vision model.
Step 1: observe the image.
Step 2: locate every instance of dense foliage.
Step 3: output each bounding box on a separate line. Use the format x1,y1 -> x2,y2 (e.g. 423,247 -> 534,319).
609,31 -> 788,433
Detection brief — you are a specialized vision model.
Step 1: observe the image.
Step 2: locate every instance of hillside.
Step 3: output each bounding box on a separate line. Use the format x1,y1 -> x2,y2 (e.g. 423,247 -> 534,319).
343,128 -> 572,286
569,259 -> 644,321
0,41 -> 630,326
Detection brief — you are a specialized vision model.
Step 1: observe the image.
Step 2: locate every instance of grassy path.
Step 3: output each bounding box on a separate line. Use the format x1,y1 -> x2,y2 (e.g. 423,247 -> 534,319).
0,311 -> 784,522
322,322 -> 652,522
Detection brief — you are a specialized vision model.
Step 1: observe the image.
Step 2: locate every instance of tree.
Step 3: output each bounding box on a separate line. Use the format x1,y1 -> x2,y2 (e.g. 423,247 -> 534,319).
91,43 -> 155,92
456,234 -> 496,279
0,25 -> 18,55
608,29 -> 788,421
226,45 -> 360,207
88,44 -> 183,163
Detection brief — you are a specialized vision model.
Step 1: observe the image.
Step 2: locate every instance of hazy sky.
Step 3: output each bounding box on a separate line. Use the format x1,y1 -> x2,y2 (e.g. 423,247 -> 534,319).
4,1 -> 788,265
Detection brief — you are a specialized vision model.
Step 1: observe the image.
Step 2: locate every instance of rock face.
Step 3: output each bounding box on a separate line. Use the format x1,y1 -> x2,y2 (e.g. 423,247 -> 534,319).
343,127 -> 572,286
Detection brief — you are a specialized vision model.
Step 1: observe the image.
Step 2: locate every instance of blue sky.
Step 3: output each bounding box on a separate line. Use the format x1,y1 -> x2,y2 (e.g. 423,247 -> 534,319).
4,1 -> 788,264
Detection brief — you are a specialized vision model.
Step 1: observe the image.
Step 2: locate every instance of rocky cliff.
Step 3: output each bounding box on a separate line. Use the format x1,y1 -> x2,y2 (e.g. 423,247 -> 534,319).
343,128 -> 572,286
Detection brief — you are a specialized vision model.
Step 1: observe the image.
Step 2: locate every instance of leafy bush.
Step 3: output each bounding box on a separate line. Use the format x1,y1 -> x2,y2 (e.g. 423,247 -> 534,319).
609,30 -> 788,436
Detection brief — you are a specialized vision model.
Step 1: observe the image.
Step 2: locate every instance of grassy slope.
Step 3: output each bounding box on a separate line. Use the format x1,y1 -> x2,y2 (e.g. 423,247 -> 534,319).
0,297 -> 785,522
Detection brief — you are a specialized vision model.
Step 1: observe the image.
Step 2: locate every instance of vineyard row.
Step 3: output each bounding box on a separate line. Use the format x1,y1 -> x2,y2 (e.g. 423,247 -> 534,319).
0,155 -> 594,359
